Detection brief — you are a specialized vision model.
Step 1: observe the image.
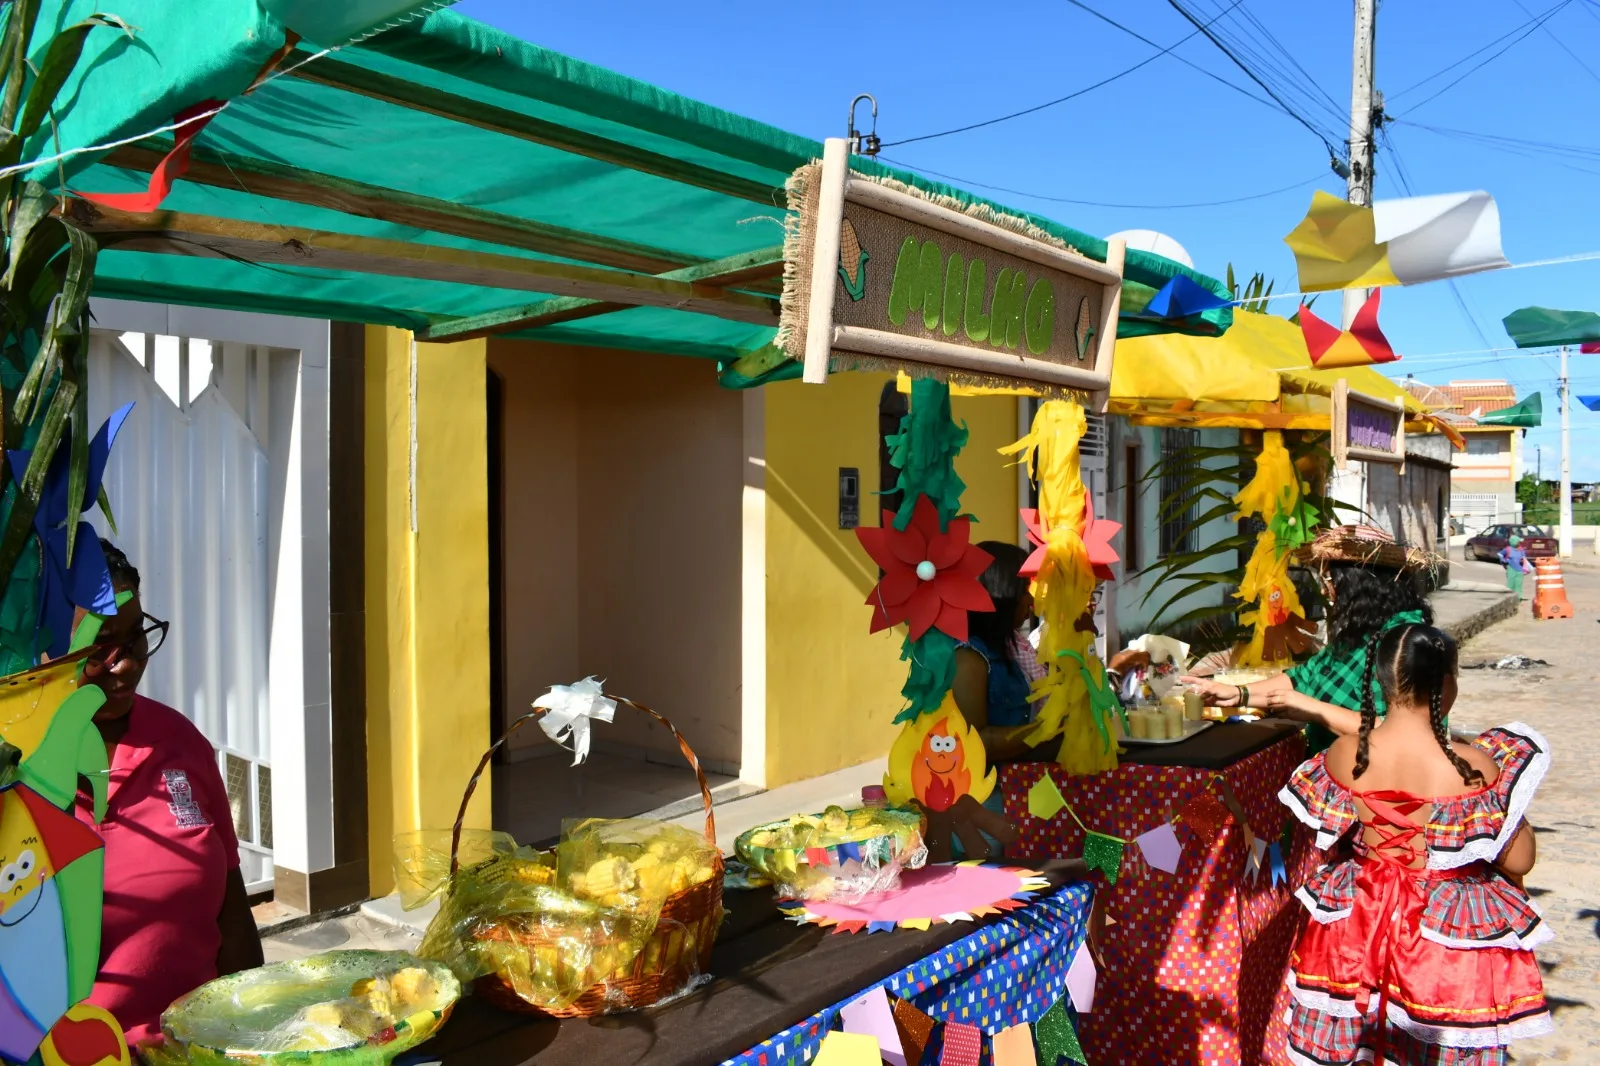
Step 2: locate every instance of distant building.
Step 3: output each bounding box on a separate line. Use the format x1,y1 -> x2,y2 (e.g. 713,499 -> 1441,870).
1402,378 -> 1521,534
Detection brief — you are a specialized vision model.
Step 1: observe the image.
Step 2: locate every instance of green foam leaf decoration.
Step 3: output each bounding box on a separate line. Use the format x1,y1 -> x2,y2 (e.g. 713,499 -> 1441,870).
887,378 -> 968,530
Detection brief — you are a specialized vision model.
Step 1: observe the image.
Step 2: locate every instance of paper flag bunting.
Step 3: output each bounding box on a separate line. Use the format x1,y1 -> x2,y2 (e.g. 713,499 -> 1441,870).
1066,941 -> 1097,1014
1248,837 -> 1267,880
842,988 -> 906,1066
1269,842 -> 1287,886
1035,998 -> 1087,1065
1139,274 -> 1233,319
992,1023 -> 1037,1066
1082,831 -> 1125,884
1299,290 -> 1397,369
1581,396 -> 1600,413
1027,773 -> 1068,821
940,1021 -> 983,1066
814,1031 -> 882,1066
1283,189 -> 1508,293
1180,792 -> 1231,845
1503,306 -> 1600,349
1134,821 -> 1183,875
893,997 -> 937,1064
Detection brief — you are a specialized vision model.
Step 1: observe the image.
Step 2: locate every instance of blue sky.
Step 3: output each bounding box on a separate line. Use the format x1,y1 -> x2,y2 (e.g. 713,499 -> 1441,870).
457,0 -> 1600,479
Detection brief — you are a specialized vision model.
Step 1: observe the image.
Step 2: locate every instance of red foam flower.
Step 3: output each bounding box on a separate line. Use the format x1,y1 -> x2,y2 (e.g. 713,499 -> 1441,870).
1021,496 -> 1122,582
854,495 -> 995,642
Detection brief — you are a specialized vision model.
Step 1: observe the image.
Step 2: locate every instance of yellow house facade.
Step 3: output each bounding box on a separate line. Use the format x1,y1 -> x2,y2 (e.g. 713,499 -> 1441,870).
362,328 -> 1021,897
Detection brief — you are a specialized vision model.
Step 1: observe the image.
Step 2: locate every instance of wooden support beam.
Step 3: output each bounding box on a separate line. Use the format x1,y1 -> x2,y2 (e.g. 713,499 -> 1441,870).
103,143 -> 695,275
67,202 -> 780,327
285,53 -> 785,206
419,244 -> 787,341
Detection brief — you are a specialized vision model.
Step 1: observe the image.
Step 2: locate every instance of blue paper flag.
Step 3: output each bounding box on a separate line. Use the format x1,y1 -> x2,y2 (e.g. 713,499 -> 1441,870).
1140,275 -> 1233,319
1268,842 -> 1287,886
1580,395 -> 1600,412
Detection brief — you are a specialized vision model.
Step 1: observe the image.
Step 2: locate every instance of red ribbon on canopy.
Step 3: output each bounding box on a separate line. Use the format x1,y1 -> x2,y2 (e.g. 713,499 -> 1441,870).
77,100 -> 221,213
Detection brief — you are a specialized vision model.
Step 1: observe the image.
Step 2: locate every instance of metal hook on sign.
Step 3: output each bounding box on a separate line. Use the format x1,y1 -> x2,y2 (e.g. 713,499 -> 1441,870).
847,93 -> 880,157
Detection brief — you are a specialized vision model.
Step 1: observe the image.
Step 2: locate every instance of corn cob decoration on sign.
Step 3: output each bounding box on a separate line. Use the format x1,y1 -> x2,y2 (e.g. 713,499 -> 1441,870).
780,139 -> 1125,400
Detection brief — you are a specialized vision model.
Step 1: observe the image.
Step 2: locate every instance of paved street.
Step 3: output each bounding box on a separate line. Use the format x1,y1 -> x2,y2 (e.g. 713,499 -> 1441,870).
1443,557 -> 1599,1064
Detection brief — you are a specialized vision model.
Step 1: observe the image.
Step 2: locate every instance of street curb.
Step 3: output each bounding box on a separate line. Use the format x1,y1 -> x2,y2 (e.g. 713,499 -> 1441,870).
1438,591 -> 1520,644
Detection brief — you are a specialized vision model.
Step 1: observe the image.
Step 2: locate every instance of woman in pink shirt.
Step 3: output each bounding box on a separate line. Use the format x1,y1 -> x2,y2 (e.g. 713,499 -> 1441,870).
73,541 -> 263,1046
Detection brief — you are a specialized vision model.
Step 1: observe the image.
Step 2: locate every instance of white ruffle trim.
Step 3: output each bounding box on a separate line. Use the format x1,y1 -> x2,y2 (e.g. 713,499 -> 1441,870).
1286,1046 -> 1394,1066
1293,884 -> 1352,924
1288,974 -> 1557,1049
1279,782 -> 1348,851
1429,721 -> 1550,871
1418,914 -> 1554,952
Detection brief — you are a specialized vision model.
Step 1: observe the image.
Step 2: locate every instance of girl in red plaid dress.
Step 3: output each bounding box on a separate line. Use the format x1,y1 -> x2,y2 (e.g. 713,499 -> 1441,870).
1278,624 -> 1551,1065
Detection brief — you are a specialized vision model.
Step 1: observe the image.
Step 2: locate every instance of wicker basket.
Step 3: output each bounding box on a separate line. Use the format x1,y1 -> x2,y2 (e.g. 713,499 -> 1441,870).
446,696 -> 725,1017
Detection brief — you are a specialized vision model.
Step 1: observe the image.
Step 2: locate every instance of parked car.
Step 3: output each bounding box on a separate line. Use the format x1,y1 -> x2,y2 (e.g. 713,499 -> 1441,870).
1464,524 -> 1558,562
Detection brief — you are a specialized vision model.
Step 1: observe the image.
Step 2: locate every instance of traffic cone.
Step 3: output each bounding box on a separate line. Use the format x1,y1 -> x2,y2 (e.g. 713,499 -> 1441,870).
1532,557 -> 1575,620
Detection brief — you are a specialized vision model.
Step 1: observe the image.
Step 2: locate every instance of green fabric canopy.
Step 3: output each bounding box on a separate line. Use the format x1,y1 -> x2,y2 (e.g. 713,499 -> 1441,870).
37,3 -> 1232,364
1475,394 -> 1542,428
1502,307 -> 1600,349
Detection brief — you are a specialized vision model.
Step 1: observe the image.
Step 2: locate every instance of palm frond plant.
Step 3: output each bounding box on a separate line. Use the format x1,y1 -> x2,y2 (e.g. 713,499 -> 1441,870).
0,1 -> 130,671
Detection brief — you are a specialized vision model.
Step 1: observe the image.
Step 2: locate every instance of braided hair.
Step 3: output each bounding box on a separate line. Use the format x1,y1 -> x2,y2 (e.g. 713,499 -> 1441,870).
1360,624 -> 1485,789
1352,631 -> 1383,779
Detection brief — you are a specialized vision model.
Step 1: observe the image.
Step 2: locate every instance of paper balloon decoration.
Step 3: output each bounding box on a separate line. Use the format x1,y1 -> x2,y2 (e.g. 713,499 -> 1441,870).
854,496 -> 994,642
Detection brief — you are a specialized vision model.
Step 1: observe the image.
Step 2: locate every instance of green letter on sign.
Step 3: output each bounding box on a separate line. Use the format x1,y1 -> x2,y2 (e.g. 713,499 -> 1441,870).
942,253 -> 966,337
918,241 -> 943,331
1024,278 -> 1056,355
991,269 -> 1027,349
964,258 -> 990,343
888,238 -> 921,326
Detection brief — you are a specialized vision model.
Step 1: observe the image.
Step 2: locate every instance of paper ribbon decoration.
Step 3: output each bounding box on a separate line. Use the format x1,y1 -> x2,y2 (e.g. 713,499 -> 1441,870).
1001,402 -> 1114,775
1134,821 -> 1183,875
532,677 -> 617,765
892,998 -> 937,1065
1066,941 -> 1097,1014
814,1031 -> 881,1066
1027,773 -> 1067,822
1138,274 -> 1234,319
940,1021 -> 983,1066
1283,189 -> 1508,292
855,496 -> 994,642
1081,831 -> 1125,884
1299,290 -> 1398,369
1034,998 -> 1087,1065
841,988 -> 906,1066
992,1023 -> 1037,1066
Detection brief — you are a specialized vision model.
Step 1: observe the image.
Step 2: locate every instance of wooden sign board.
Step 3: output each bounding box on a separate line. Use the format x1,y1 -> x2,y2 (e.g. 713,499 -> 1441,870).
783,139 -> 1124,407
1331,378 -> 1406,469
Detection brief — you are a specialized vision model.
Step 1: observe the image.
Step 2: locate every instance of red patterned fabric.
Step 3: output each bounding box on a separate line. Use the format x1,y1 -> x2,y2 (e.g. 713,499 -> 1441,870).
1001,733 -> 1312,1065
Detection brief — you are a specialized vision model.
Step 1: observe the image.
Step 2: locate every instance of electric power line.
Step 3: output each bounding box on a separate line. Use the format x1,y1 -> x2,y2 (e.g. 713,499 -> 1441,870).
1509,0 -> 1600,86
880,0 -> 1250,148
876,157 -> 1330,210
1394,0 -> 1574,114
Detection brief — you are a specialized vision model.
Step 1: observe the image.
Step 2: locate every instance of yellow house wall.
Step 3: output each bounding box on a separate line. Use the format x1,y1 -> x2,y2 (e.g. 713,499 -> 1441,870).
364,327 -> 493,896
762,373 -> 1019,788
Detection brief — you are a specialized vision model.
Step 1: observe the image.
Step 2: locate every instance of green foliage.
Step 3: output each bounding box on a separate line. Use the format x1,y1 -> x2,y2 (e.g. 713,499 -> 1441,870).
1515,474 -> 1558,506
0,1 -> 120,670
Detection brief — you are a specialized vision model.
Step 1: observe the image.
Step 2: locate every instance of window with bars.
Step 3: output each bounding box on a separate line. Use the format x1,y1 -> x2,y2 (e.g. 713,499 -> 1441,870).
1159,428 -> 1201,557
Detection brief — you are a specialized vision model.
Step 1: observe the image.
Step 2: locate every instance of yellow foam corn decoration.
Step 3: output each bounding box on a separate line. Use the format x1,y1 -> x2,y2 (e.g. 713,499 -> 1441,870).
1233,431 -> 1312,666
1001,401 -> 1114,775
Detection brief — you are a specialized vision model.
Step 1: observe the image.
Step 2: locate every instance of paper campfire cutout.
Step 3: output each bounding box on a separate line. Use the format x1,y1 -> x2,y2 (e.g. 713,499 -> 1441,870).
779,862 -> 1051,934
855,496 -> 994,642
883,700 -> 1016,863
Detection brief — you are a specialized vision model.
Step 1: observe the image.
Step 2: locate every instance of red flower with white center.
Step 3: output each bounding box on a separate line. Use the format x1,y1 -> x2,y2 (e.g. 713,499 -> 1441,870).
1020,496 -> 1122,582
854,495 -> 995,642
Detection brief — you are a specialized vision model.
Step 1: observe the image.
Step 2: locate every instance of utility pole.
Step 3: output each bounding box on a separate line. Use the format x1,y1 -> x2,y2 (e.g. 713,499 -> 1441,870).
1560,345 -> 1573,556
1344,0 -> 1378,328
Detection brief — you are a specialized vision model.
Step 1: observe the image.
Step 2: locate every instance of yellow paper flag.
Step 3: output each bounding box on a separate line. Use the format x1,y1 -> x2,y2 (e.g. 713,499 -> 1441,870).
993,1023 -> 1038,1066
1284,189 -> 1508,293
813,1031 -> 881,1066
1028,773 -> 1067,822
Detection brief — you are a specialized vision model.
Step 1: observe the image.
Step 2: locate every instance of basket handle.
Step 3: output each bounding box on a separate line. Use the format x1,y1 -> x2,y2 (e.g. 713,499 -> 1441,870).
450,694 -> 718,878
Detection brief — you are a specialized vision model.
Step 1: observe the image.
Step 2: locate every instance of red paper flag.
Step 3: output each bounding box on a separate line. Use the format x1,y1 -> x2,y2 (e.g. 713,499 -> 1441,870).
1299,290 -> 1399,369
1179,791 -> 1232,846
940,1021 -> 983,1066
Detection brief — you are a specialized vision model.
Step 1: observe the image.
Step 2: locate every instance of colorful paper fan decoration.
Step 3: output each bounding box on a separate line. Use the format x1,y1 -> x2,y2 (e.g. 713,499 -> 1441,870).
779,863 -> 1051,935
1298,289 -> 1397,369
855,496 -> 994,642
1021,497 -> 1119,583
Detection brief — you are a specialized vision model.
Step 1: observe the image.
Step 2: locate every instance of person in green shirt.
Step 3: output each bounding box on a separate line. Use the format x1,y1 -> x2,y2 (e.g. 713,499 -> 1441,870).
1183,526 -> 1438,755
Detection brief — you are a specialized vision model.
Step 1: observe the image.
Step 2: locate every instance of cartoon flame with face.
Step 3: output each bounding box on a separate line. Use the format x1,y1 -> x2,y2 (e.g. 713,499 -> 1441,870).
885,698 -> 995,813
1265,585 -> 1289,627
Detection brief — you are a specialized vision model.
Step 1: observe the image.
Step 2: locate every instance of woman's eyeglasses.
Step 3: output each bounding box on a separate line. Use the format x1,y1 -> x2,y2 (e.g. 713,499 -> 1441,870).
84,613 -> 169,670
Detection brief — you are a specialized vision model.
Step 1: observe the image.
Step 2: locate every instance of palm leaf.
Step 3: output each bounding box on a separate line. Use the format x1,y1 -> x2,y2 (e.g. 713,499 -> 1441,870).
62,308 -> 87,566
14,15 -> 132,143
0,378 -> 74,583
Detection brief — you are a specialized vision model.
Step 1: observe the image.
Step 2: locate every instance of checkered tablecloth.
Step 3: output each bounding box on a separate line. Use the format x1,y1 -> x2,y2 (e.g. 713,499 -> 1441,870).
1001,733 -> 1315,1066
722,882 -> 1094,1066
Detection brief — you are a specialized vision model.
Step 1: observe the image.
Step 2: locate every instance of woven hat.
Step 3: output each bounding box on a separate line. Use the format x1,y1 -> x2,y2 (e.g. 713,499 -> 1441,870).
1292,524 -> 1444,574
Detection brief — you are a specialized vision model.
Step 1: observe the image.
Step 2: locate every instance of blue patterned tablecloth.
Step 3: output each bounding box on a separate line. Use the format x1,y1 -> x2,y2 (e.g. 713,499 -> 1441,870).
722,881 -> 1094,1066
